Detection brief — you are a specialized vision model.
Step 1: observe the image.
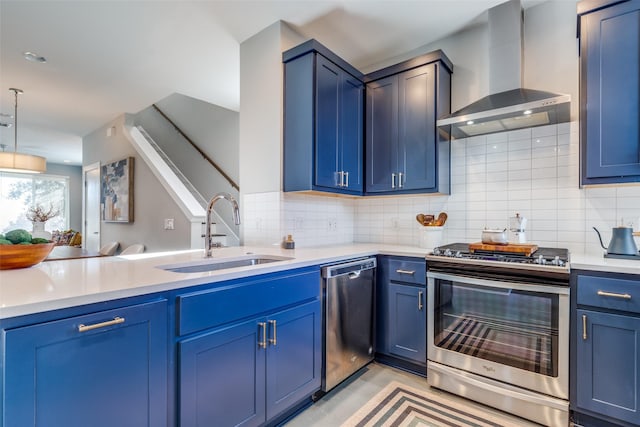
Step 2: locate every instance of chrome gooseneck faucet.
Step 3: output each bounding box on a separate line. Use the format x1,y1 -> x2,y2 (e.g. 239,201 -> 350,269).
205,192 -> 240,257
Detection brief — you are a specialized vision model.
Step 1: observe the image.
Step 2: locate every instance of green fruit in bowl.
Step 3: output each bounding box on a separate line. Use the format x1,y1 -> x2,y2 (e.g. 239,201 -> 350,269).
31,238 -> 50,244
5,229 -> 33,244
0,239 -> 12,245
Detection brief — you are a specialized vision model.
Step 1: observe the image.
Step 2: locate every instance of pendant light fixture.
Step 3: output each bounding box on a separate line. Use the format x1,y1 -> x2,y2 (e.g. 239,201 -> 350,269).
0,88 -> 46,173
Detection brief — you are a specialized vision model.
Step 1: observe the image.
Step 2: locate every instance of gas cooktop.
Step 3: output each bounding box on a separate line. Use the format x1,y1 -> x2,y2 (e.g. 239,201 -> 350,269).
427,243 -> 570,273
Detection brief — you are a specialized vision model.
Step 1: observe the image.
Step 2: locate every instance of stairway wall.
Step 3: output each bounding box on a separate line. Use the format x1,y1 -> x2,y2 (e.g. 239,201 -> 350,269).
135,93 -> 240,241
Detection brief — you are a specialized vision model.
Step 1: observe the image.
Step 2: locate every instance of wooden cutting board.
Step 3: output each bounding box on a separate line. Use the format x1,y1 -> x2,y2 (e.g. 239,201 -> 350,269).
469,242 -> 539,256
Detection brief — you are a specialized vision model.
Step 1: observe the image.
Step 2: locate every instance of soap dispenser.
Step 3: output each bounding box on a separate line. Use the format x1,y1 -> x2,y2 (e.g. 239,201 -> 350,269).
282,235 -> 295,249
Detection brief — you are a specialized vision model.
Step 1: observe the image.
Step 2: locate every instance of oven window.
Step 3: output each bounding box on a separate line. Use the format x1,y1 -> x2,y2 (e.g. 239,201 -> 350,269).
433,280 -> 558,377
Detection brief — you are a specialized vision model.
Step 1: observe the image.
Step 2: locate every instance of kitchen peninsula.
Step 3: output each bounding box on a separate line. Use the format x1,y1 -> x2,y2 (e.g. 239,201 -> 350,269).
1,244 -> 639,427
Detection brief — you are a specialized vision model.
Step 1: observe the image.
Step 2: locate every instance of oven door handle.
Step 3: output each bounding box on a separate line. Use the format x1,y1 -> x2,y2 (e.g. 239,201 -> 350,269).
427,271 -> 570,295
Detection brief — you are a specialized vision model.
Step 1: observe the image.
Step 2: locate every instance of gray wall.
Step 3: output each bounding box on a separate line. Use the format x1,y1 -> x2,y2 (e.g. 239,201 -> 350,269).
45,163 -> 83,231
83,114 -> 192,252
135,93 -> 240,237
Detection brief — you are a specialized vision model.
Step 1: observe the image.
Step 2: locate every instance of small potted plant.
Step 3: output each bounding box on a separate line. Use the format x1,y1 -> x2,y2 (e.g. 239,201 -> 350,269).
26,204 -> 59,240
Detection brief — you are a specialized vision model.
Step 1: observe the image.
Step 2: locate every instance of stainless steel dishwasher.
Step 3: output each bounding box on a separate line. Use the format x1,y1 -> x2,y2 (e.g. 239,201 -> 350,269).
321,257 -> 376,392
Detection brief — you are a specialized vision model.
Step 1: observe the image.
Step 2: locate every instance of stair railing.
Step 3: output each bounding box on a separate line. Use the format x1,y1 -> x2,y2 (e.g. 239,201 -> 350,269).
152,104 -> 239,191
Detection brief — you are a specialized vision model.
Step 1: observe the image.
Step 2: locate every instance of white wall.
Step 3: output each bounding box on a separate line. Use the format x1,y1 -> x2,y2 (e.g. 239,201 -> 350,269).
239,21 -> 305,196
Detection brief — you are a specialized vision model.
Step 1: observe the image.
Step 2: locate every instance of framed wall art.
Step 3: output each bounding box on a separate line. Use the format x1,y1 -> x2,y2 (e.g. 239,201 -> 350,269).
101,157 -> 134,222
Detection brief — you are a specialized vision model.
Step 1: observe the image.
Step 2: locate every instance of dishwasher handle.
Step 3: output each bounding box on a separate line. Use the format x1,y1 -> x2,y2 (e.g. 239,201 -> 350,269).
321,257 -> 377,278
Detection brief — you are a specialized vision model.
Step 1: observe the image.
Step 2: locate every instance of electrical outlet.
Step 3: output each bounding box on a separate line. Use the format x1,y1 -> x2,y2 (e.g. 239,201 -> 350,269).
164,218 -> 175,230
328,218 -> 337,231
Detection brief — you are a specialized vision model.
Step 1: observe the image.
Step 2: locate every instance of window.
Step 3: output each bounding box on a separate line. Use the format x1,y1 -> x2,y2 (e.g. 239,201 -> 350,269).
0,172 -> 69,233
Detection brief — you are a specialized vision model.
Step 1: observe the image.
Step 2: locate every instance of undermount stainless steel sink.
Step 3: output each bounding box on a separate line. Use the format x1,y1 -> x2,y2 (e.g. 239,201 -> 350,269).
158,255 -> 294,274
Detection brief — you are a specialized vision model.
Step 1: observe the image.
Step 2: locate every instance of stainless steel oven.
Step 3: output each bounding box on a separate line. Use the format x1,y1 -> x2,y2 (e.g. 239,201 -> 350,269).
426,243 -> 570,426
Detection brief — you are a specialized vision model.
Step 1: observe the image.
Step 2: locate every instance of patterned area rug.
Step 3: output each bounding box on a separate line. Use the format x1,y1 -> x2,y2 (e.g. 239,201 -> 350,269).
341,381 -> 524,427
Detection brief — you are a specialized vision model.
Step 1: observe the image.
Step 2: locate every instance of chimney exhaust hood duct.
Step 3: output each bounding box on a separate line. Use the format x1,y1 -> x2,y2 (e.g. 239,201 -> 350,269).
437,0 -> 570,139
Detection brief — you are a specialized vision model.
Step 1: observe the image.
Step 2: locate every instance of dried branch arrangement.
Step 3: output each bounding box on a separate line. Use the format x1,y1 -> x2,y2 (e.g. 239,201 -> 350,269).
26,204 -> 60,222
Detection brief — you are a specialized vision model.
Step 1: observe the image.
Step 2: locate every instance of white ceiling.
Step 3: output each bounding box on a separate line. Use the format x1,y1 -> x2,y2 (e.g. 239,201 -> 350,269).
0,0 -> 541,166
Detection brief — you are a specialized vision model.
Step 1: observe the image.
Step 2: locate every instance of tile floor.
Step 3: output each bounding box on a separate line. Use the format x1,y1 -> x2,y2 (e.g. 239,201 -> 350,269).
284,362 -> 541,427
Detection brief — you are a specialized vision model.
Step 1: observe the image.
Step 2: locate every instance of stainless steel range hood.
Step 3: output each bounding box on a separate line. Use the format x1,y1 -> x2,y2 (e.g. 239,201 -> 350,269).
437,0 -> 571,139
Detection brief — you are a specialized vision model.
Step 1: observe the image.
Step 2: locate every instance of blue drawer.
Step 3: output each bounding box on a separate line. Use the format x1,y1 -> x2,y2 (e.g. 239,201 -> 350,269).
577,275 -> 640,314
177,268 -> 320,336
388,257 -> 426,285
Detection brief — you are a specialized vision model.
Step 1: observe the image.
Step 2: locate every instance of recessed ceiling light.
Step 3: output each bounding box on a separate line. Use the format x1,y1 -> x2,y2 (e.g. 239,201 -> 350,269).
63,159 -> 71,163
23,51 -> 47,63
466,120 -> 474,125
523,109 -> 532,115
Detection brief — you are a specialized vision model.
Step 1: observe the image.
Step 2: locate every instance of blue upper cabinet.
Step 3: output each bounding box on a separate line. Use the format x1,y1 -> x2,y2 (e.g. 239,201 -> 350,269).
283,40 -> 364,195
579,0 -> 640,185
365,53 -> 452,194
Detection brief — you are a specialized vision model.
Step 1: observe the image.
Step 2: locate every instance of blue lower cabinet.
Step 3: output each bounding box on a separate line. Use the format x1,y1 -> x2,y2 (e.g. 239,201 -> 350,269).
3,300 -> 168,427
179,300 -> 321,427
387,283 -> 426,363
266,300 -> 321,420
376,256 -> 427,372
179,318 -> 266,427
575,309 -> 640,425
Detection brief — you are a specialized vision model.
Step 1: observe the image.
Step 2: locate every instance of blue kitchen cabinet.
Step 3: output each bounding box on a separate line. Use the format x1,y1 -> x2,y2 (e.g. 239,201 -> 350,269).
579,0 -> 640,185
572,272 -> 640,427
177,267 -> 322,427
3,299 -> 168,427
365,54 -> 451,195
283,40 -> 364,195
376,256 -> 426,373
179,318 -> 266,427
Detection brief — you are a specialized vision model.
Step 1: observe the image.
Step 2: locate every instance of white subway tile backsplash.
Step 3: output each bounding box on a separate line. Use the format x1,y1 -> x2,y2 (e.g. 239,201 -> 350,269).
532,145 -> 558,158
532,135 -> 557,146
487,132 -> 508,143
508,128 -> 532,141
532,124 -> 557,138
508,169 -> 532,182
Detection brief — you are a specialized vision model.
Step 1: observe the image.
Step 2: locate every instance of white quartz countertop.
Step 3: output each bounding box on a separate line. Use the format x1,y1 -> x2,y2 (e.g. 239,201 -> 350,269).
4,243 -> 640,320
571,253 -> 640,275
0,243 -> 427,320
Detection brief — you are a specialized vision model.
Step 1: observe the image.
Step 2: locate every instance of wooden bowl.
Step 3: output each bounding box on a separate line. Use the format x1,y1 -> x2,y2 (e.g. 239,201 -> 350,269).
0,242 -> 55,270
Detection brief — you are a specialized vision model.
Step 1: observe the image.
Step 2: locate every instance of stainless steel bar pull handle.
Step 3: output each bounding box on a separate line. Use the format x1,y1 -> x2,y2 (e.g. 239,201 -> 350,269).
582,314 -> 587,341
597,290 -> 632,300
78,316 -> 125,332
337,171 -> 344,187
396,269 -> 415,275
268,320 -> 277,346
344,171 -> 349,188
418,291 -> 423,311
258,322 -> 267,348
391,173 -> 397,189
398,172 -> 404,188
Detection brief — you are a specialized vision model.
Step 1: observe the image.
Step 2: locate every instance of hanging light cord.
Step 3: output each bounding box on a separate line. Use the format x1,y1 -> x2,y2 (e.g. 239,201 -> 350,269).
9,88 -> 23,153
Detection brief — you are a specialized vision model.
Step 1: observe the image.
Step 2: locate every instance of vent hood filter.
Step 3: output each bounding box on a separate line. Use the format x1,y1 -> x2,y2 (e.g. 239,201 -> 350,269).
438,88 -> 571,139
